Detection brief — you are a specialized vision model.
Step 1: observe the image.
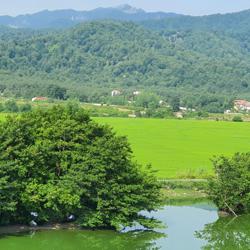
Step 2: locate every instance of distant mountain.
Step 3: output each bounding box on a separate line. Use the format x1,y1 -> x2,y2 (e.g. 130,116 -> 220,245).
141,9 -> 250,54
1,20 -> 250,112
141,9 -> 250,32
3,8 -> 250,111
0,5 -> 180,29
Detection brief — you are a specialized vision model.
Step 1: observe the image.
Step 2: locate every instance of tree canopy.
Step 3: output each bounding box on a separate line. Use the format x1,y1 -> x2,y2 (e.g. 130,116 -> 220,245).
0,105 -> 162,230
208,153 -> 250,215
1,19 -> 250,112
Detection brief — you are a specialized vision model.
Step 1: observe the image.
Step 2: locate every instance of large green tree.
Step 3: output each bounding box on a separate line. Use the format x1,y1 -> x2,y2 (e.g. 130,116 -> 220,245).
0,105 -> 162,229
208,153 -> 250,214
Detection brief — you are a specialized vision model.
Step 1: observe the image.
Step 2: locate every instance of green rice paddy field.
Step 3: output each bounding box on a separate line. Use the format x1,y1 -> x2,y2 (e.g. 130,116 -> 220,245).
1,113 -> 250,179
95,118 -> 250,179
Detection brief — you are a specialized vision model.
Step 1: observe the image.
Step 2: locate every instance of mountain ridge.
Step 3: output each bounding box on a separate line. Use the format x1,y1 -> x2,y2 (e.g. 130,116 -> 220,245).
1,5 -> 250,31
1,19 -> 250,112
0,5 -> 180,29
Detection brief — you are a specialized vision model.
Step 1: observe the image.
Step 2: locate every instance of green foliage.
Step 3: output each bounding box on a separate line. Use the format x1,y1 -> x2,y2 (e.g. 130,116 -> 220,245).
19,103 -> 32,113
208,153 -> 250,214
4,100 -> 19,112
107,96 -> 126,106
169,97 -> 180,112
197,111 -> 209,118
0,105 -> 162,229
196,213 -> 250,249
142,10 -> 250,36
0,20 -> 248,112
0,101 -> 32,113
135,93 -> 160,109
232,115 -> 243,122
47,84 -> 67,100
0,103 -> 4,112
145,107 -> 174,118
163,180 -> 208,192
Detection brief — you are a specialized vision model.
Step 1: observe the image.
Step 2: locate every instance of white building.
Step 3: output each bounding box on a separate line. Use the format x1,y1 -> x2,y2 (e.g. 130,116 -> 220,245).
133,91 -> 141,96
111,90 -> 121,97
179,107 -> 188,112
234,100 -> 250,111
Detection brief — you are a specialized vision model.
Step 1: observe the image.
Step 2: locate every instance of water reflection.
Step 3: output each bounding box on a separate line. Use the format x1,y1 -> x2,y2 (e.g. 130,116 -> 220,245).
152,204 -> 218,249
0,202 -> 249,250
196,214 -> 250,250
0,229 -> 164,250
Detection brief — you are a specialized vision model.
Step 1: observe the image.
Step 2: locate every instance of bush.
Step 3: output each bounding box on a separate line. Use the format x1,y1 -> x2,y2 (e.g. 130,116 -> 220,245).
135,93 -> 160,109
0,105 -> 162,230
4,100 -> 19,112
19,103 -> 32,112
208,153 -> 250,214
0,103 -> 4,112
232,116 -> 243,122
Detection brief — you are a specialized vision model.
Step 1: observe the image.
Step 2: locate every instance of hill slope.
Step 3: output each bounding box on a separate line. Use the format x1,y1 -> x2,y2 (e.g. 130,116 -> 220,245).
142,9 -> 250,32
1,20 -> 250,111
142,9 -> 250,52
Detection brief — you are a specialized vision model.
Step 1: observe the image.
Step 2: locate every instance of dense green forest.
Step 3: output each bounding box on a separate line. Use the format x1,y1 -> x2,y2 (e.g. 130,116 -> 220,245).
2,11 -> 250,112
0,105 -> 162,229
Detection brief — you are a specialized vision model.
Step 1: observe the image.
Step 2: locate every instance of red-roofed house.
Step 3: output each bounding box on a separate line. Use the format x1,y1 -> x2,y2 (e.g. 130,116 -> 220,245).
234,100 -> 250,111
32,97 -> 48,102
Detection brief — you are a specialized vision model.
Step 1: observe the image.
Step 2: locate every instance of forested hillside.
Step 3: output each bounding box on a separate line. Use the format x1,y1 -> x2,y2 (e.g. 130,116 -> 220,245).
142,9 -> 250,32
142,9 -> 250,52
2,12 -> 250,112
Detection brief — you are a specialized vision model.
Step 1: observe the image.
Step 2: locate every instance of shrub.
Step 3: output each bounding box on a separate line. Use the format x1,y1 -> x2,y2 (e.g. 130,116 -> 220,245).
208,153 -> 250,214
232,116 -> 243,122
19,103 -> 32,112
0,105 -> 162,230
0,103 -> 4,112
4,100 -> 19,112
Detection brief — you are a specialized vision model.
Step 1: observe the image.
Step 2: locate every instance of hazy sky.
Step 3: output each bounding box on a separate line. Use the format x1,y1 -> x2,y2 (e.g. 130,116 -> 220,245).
1,0 -> 250,16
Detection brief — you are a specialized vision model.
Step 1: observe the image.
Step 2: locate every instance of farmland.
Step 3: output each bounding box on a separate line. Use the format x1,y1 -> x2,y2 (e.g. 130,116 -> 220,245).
95,118 -> 250,178
1,112 -> 250,179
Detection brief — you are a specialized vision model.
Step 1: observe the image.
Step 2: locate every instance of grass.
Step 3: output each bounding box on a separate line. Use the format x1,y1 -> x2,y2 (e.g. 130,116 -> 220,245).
161,179 -> 208,202
1,112 -> 250,179
0,113 -> 11,121
95,118 -> 250,179
163,188 -> 207,202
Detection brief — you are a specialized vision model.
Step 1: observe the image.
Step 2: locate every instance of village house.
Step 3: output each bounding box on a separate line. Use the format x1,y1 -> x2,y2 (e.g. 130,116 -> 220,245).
159,100 -> 165,106
111,90 -> 121,97
234,99 -> 250,111
175,112 -> 183,119
179,106 -> 187,112
133,91 -> 141,96
179,106 -> 196,112
32,97 -> 48,102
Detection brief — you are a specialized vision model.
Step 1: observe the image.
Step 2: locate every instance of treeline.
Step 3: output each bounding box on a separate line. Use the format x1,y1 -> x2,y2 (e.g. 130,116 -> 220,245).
141,9 -> 250,34
1,20 -> 250,112
0,82 -> 67,100
0,100 -> 32,113
0,106 -> 162,229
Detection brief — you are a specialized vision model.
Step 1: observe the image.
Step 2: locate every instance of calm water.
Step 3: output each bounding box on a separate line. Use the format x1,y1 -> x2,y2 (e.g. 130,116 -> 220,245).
0,201 -> 249,250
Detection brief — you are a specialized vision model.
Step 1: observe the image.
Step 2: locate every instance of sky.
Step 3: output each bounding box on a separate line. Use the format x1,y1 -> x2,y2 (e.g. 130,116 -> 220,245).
1,0 -> 250,16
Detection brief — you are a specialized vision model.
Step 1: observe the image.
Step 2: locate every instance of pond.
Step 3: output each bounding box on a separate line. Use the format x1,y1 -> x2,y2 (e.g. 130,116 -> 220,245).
0,201 -> 249,250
